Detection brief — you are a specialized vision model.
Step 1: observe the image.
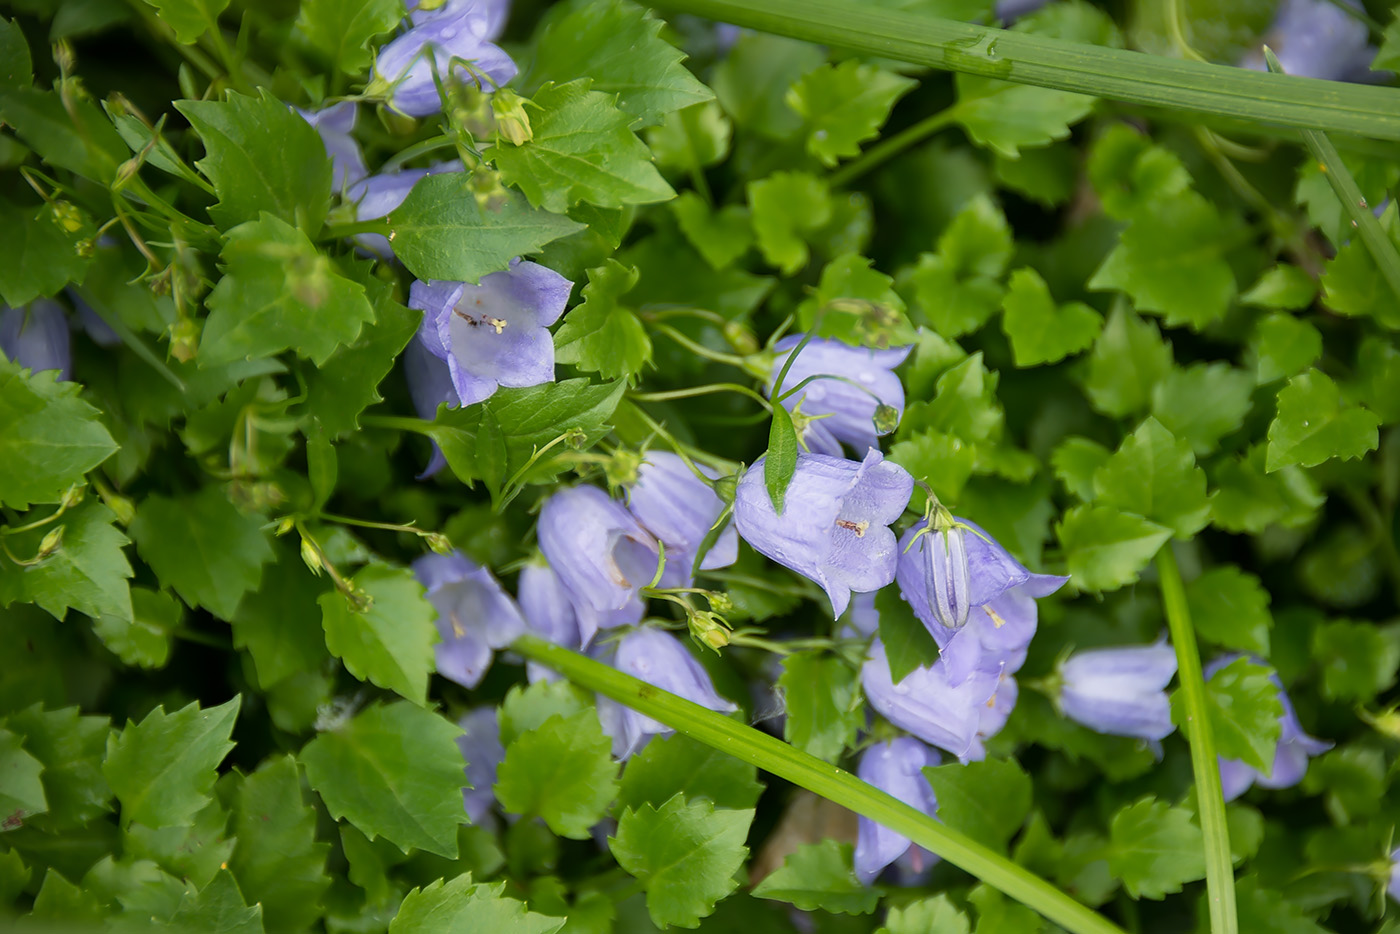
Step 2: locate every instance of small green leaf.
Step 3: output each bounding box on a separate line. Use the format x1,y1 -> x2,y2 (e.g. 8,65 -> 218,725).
0,728 -> 48,829
0,362 -> 117,510
999,267 -> 1102,366
1081,304 -> 1174,418
923,758 -> 1032,852
498,680 -> 591,746
1171,657 -> 1282,773
887,430 -> 976,505
390,874 -> 565,934
162,869 -> 263,934
646,100 -> 731,170
301,701 -> 465,858
616,733 -> 763,814
1241,264 -> 1318,310
494,710 -> 618,839
876,585 -> 941,682
231,543 -> 332,689
1091,417 -> 1210,538
1149,363 -> 1254,455
610,795 -> 753,928
141,0 -> 229,43
319,563 -> 438,705
1355,334 -> 1400,424
103,696 -> 240,829
748,171 -> 833,274
0,17 -> 32,91
124,795 -> 234,894
1266,368 -> 1380,472
670,193 -> 752,270
765,404 -> 799,513
92,586 -> 180,669
0,200 -> 96,307
1106,797 -> 1206,899
1319,203 -> 1400,329
1208,444 -> 1323,534
713,32 -> 824,138
878,895 -> 971,934
797,253 -> 915,348
993,143 -> 1076,206
1251,311 -> 1325,392
899,353 -> 1004,446
1050,436 -> 1110,502
294,0 -> 403,76
1311,620 -> 1400,703
553,260 -> 651,380
1087,123 -> 1191,220
906,194 -> 1012,338
786,60 -> 916,166
778,653 -> 862,763
953,74 -> 1095,159
1056,504 -> 1172,592
4,704 -> 110,831
751,839 -> 878,915
1186,566 -> 1272,657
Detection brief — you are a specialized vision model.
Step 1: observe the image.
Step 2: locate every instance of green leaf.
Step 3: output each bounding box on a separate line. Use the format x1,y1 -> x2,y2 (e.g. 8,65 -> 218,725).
319,563 -> 437,705
232,543 -> 331,690
92,586 -> 179,669
124,795 -> 235,894
489,81 -> 673,213
202,213 -> 376,367
1086,123 -> 1191,221
899,353 -> 1003,446
999,267 -> 1102,366
1355,334 -> 1400,424
1170,657 -> 1281,773
1234,877 -> 1332,934
751,839 -> 878,915
1295,150 -> 1399,247
494,710 -> 618,839
796,253 -> 915,348
906,194 -> 1012,338
1050,436 -> 1110,502
103,696 -> 240,829
553,261 -> 651,380
141,0 -> 228,43
498,679 -> 591,746
0,88 -> 127,183
1265,368 -> 1380,472
993,143 -> 1076,207
4,704 -> 110,831
163,869 -> 263,934
1089,193 -> 1238,330
887,430 -> 976,504
646,100 -> 731,171
301,701 -> 465,858
778,653 -> 862,763
1302,745 -> 1387,826
1149,362 -> 1254,455
1091,417 -> 1210,538
953,74 -> 1094,159
29,867 -> 104,922
748,171 -> 833,274
0,728 -> 48,829
616,733 -> 763,814
390,874 -> 565,934
786,60 -> 916,166
878,895 -> 971,934
1241,264 -> 1317,310
0,362 -> 117,510
1,17 -> 32,91
875,585 -> 941,682
177,90 -> 332,231
428,378 -> 625,486
968,884 -> 1044,934
1251,312 -> 1322,385
1081,304 -> 1173,418
1208,444 -> 1323,534
1311,620 -> 1400,703
764,404 -> 799,513
670,193 -> 752,270
1186,566 -> 1272,657
0,199 -> 95,307
1319,204 -> 1400,329
294,0 -> 402,76
713,31 -> 824,138
610,795 -> 752,928
130,486 -> 274,620
923,758 -> 1031,852
228,755 -> 331,933
1056,504 -> 1172,592
389,174 -> 585,285
1105,797 -> 1206,899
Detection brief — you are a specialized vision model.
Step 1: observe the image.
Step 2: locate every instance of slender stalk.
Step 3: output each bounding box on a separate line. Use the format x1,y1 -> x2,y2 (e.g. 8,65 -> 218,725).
512,634 -> 1127,934
828,108 -> 956,188
630,382 -> 772,410
1155,546 -> 1237,934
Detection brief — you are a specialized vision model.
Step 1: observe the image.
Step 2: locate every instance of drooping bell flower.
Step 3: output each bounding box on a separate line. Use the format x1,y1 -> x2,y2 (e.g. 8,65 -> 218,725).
456,707 -> 504,824
971,672 -> 1018,760
854,737 -> 941,885
768,335 -> 909,455
0,301 -> 71,380
516,559 -> 583,683
844,590 -> 880,639
626,451 -> 738,587
296,102 -> 368,190
412,550 -> 526,688
1058,643 -> 1177,742
1205,655 -> 1332,801
861,639 -> 1001,760
410,259 -> 573,408
594,627 -> 736,759
1242,0 -> 1373,82
372,0 -> 517,117
537,486 -> 655,647
402,337 -> 459,479
733,449 -> 913,618
348,162 -> 462,260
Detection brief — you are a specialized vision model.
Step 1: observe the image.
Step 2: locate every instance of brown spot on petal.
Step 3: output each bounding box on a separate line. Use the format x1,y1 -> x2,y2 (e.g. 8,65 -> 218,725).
835,518 -> 869,537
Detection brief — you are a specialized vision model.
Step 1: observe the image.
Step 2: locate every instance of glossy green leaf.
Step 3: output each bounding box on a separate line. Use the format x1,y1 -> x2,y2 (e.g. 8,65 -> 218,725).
141,0 -> 228,43
778,653 -> 862,763
1265,368 -> 1380,472
923,758 -> 1032,852
494,710 -> 618,839
1092,418 -> 1210,539
1186,566 -> 1272,657
1106,797 -> 1206,899
1000,267 -> 1102,366
787,60 -> 916,166
389,874 -> 565,934
0,362 -> 117,510
319,563 -> 437,705
616,733 -> 763,814
751,839 -> 878,915
553,261 -> 651,380
1056,504 -> 1171,592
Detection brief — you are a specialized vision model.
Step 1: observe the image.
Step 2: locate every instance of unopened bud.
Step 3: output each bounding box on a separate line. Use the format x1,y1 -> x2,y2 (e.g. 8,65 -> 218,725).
712,472 -> 737,506
53,40 -> 77,76
469,166 -> 508,210
300,538 -> 324,576
701,628 -> 729,650
707,592 -> 734,615
60,484 -> 85,509
105,492 -> 136,526
275,517 -> 295,536
873,403 -> 900,436
169,317 -> 199,363
425,532 -> 453,555
722,320 -> 759,356
564,427 -> 589,450
604,449 -> 644,490
490,89 -> 533,145
37,526 -> 64,559
49,201 -> 85,234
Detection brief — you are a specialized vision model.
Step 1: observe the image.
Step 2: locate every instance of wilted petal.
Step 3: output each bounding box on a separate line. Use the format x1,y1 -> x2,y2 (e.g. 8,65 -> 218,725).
456,707 -> 504,824
854,737 -> 940,885
598,628 -> 735,758
1,301 -> 71,380
626,451 -> 738,587
413,550 -> 526,688
770,335 -> 910,453
1059,643 -> 1177,741
861,640 -> 999,759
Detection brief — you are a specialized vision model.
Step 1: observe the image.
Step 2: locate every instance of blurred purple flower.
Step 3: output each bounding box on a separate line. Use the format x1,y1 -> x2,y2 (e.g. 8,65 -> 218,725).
296,102 -> 368,190
595,627 -> 736,759
1205,655 -> 1332,801
768,335 -> 909,454
403,337 -> 458,479
855,737 -> 941,885
517,560 -> 583,683
861,639 -> 1001,760
1058,643 -> 1177,741
456,707 -> 504,824
972,672 -> 1018,760
733,449 -> 913,618
626,451 -> 738,587
1,301 -> 71,380
537,486 -> 656,647
1389,848 -> 1400,903
996,0 -> 1048,20
1243,0 -> 1373,82
348,162 -> 461,259
373,0 -> 516,117
67,293 -> 121,348
845,590 -> 880,638
410,259 -> 573,407
412,550 -> 526,688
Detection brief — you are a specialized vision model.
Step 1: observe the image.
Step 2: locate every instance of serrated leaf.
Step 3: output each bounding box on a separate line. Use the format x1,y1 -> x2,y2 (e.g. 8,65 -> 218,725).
0,199 -> 95,307
646,100 -> 731,171
1242,264 -> 1317,310
778,653 -> 862,763
141,0 -> 228,43
319,563 -> 437,705
0,728 -> 48,829
1081,304 -> 1174,417
0,362 -> 117,510
878,895 -> 971,934
294,0 -> 402,76
1208,444 -> 1323,534
499,680 -> 591,746
1356,334 -> 1400,424
130,486 -> 274,620
610,795 -> 752,928
1086,123 -> 1191,220
231,542 -> 331,690
796,253 -> 914,348
1266,368 -> 1380,471
0,88 -> 128,183
553,260 -> 650,380
906,194 -> 1012,338
1149,362 -> 1254,455
953,75 -> 1094,159
1056,505 -> 1171,592
494,710 -> 618,839
390,874 -> 565,934
1252,312 -> 1321,385
1186,566 -> 1272,656
1311,621 -> 1400,703
899,353 -> 1004,446
124,795 -> 234,892
1320,204 -> 1400,329
163,869 -> 263,934
923,758 -> 1031,852
301,701 -> 465,858
229,755 -> 331,932
1,17 -> 32,91
103,696 -> 240,829
748,171 -> 833,274
670,192 -> 751,270
1050,437 -> 1110,502
390,175 -> 584,285
752,839 -> 878,915
1000,267 -> 1102,366
1092,417 -> 1210,538
887,430 -> 976,504
4,704 -> 110,830
1106,797 -> 1206,899
1171,657 -> 1281,773
177,91 -> 331,231
616,733 -> 762,814
786,60 -> 915,166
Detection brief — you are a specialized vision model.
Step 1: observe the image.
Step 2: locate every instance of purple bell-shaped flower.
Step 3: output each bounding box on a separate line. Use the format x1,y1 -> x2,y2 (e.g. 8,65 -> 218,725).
854,737 -> 941,885
296,101 -> 368,191
412,550 -> 526,688
516,559 -> 584,683
861,640 -> 1001,760
1243,0 -> 1373,82
1,300 -> 71,380
456,706 -> 505,824
768,335 -> 909,455
1058,643 -> 1178,742
625,451 -> 738,587
372,0 -> 517,117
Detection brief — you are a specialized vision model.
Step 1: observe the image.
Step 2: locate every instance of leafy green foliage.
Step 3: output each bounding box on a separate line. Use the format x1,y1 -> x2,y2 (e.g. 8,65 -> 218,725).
1091,418 -> 1210,538
878,895 -> 970,934
1311,621 -> 1400,703
495,710 -> 618,839
140,0 -> 228,43
1266,368 -> 1380,471
0,199 -> 96,307
294,0 -> 402,76
1081,305 -> 1174,417
616,733 -> 763,813
1172,657 -> 1282,773
748,171 -> 833,274
389,874 -> 565,934
999,267 -> 1102,366
923,758 -> 1031,852
875,585 -> 941,682
553,261 -> 651,380
647,101 -> 731,172
751,840 -> 878,915
786,61 -> 915,166
797,253 -> 914,348
777,653 -> 861,763
0,728 -> 48,828
952,75 -> 1095,159
1186,566 -> 1272,656
1106,798 -> 1206,899
320,562 -> 438,704
905,194 -> 1012,337
1150,363 -> 1254,455
4,704 -> 110,830
1242,265 -> 1317,310
1056,505 -> 1171,592
0,363 -> 117,509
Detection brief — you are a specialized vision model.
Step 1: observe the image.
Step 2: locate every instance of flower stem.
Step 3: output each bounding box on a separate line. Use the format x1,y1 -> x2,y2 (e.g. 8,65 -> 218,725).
630,382 -> 772,411
828,108 -> 957,188
511,634 -> 1128,934
1155,545 -> 1237,934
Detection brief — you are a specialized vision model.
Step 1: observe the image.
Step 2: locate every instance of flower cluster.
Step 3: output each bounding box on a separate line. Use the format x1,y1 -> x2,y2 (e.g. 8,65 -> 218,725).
372,0 -> 516,117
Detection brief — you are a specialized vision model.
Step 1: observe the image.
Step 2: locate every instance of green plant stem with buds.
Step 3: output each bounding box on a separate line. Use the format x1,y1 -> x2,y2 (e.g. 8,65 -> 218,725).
511,633 -> 1128,934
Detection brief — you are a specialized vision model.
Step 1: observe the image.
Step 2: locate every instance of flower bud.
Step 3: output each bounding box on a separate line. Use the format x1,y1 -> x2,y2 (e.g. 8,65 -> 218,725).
424,532 -> 454,555
300,538 -> 324,576
700,627 -> 729,650
275,517 -> 295,536
169,317 -> 199,363
105,492 -> 136,527
37,526 -> 64,559
722,319 -> 759,356
491,88 -> 533,145
873,403 -> 900,436
60,484 -> 85,509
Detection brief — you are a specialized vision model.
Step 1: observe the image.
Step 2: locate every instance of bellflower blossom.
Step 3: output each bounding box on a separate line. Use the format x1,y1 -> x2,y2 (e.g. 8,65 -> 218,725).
517,560 -> 583,683
403,338 -> 458,478
1389,850 -> 1400,903
348,162 -> 462,260
1,301 -> 71,380
768,335 -> 909,455
733,449 -> 913,618
296,102 -> 368,190
410,260 -> 573,408
537,486 -> 655,647
861,640 -> 1002,760
854,738 -> 941,885
1204,655 -> 1332,801
373,0 -> 516,117
1058,643 -> 1177,742
1243,0 -> 1373,83
595,627 -> 736,759
456,707 -> 505,824
626,451 -> 738,587
412,550 -> 526,688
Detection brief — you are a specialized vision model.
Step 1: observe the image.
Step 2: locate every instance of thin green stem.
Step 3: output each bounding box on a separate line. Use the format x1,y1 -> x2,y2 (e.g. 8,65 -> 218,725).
359,414 -> 433,434
651,323 -> 752,369
512,634 -> 1127,934
322,218 -> 393,240
1155,546 -> 1237,934
630,383 -> 772,411
828,108 -> 956,188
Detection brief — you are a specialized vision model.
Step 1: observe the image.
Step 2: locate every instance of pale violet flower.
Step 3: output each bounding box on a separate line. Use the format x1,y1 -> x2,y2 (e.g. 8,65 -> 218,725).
626,451 -> 738,587
861,639 -> 1001,760
768,335 -> 909,455
1,300 -> 71,380
1058,643 -> 1178,741
296,102 -> 367,191
456,707 -> 504,824
412,550 -> 525,688
855,737 -> 941,885
1243,0 -> 1373,82
373,0 -> 516,117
